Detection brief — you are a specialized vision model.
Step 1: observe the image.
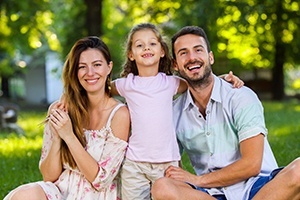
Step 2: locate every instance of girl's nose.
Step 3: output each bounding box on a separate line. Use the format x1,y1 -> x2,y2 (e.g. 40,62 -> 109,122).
144,45 -> 150,51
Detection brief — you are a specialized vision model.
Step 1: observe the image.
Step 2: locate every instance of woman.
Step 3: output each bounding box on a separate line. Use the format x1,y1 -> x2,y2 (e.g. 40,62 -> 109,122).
4,36 -> 130,200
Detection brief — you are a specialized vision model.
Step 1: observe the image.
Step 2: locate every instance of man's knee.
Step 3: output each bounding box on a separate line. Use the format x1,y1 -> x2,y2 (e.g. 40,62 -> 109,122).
151,177 -> 174,199
289,158 -> 300,186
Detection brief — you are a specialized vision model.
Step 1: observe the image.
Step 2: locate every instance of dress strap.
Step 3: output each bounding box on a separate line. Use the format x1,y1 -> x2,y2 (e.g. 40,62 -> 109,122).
105,103 -> 125,128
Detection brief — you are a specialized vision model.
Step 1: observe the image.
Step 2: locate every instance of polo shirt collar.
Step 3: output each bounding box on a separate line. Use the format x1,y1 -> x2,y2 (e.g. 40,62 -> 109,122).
183,74 -> 222,111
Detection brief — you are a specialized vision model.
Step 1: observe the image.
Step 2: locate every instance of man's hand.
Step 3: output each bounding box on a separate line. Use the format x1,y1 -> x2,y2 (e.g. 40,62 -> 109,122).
165,165 -> 199,186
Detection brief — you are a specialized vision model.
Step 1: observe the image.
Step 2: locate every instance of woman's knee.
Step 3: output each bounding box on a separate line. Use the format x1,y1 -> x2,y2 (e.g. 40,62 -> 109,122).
8,183 -> 46,200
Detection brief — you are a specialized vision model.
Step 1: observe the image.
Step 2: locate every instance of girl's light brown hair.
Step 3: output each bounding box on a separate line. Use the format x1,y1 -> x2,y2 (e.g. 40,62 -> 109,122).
120,23 -> 173,77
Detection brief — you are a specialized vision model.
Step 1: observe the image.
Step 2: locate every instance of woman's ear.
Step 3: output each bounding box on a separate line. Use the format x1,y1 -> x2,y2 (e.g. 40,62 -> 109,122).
108,61 -> 113,73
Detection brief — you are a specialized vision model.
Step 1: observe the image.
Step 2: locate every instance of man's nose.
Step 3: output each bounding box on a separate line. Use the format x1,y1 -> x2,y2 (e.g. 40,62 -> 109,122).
188,51 -> 197,60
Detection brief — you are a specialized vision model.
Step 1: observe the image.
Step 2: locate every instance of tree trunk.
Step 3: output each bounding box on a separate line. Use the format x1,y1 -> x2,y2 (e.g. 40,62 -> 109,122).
1,76 -> 10,98
84,0 -> 103,36
271,0 -> 285,100
272,43 -> 285,100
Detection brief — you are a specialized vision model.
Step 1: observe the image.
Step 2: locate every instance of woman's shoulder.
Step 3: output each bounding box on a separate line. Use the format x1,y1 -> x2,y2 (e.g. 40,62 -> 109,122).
107,98 -> 129,117
108,100 -> 130,141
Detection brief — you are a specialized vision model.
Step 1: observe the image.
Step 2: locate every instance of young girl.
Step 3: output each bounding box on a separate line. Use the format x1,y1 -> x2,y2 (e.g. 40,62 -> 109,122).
110,23 -> 243,200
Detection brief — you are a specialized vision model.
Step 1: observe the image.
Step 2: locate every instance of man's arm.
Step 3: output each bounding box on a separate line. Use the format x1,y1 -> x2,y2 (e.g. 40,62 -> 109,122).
165,133 -> 264,188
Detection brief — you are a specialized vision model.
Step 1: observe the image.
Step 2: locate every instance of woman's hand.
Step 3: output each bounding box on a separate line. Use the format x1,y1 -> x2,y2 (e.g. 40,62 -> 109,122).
49,109 -> 74,141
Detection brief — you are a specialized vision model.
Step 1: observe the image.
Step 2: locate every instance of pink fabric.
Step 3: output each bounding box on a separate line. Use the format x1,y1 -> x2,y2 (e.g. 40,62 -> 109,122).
115,73 -> 180,162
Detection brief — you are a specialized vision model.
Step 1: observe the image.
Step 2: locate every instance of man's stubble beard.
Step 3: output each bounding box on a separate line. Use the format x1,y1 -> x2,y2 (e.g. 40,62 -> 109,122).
178,64 -> 212,90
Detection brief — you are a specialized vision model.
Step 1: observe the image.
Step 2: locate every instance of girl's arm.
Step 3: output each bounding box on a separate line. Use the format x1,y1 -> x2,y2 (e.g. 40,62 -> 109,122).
111,81 -> 120,96
177,78 -> 188,94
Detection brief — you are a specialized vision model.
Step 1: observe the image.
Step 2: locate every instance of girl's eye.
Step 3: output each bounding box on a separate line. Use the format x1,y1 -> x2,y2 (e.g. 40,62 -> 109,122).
94,63 -> 101,67
78,65 -> 85,69
136,44 -> 143,48
151,42 -> 157,46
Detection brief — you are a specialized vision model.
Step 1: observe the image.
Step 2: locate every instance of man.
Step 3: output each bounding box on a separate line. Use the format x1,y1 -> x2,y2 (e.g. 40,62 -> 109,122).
151,26 -> 300,200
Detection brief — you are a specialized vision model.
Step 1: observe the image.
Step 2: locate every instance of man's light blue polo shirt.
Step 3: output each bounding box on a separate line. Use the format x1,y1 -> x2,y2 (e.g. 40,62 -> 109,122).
173,75 -> 278,200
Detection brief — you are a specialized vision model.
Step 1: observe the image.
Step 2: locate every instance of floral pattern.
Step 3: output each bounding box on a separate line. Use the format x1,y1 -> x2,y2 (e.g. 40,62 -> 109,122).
37,104 -> 128,200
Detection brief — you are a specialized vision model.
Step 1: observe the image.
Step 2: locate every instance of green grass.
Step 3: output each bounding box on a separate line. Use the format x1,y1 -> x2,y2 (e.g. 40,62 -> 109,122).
0,109 -> 47,198
1,100 -> 299,198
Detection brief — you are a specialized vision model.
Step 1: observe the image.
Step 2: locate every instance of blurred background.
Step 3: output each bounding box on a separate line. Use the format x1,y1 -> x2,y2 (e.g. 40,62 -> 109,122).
0,0 -> 299,105
1,1 -> 300,198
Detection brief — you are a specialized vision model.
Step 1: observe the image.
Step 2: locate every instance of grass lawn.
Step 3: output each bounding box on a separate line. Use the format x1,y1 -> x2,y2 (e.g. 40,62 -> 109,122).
1,100 -> 300,198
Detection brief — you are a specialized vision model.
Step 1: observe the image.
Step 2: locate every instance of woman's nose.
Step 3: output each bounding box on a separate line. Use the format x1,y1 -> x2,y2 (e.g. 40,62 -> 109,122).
87,65 -> 95,75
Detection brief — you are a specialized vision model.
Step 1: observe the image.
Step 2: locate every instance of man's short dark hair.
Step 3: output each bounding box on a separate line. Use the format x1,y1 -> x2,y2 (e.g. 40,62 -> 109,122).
171,26 -> 211,59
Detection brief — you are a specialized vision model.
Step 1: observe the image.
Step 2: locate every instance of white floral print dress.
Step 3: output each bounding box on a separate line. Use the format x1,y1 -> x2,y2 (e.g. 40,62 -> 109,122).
37,103 -> 128,200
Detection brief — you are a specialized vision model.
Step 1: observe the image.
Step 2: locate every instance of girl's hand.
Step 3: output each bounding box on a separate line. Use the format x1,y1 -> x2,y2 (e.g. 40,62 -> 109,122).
225,71 -> 244,88
49,109 -> 74,141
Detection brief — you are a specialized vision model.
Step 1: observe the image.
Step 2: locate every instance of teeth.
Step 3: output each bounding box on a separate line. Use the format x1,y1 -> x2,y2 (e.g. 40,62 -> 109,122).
188,65 -> 200,70
142,53 -> 153,58
86,79 -> 98,83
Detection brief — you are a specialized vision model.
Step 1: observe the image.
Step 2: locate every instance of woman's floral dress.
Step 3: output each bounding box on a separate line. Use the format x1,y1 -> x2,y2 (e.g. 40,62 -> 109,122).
37,103 -> 128,200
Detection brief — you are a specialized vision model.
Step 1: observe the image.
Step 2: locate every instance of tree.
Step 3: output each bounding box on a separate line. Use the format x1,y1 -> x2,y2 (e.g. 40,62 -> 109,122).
0,0 -> 104,98
206,0 -> 300,100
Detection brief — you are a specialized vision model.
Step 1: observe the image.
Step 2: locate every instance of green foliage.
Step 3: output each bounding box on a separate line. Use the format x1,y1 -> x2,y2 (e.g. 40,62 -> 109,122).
0,0 -> 300,99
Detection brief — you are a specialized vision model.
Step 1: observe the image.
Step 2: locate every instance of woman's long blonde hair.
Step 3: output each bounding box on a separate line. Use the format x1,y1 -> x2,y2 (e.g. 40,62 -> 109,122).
61,36 -> 112,168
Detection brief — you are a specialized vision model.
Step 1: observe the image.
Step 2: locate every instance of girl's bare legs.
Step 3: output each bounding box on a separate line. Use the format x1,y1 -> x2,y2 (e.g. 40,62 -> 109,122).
253,157 -> 300,200
151,177 -> 216,200
4,183 -> 47,200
